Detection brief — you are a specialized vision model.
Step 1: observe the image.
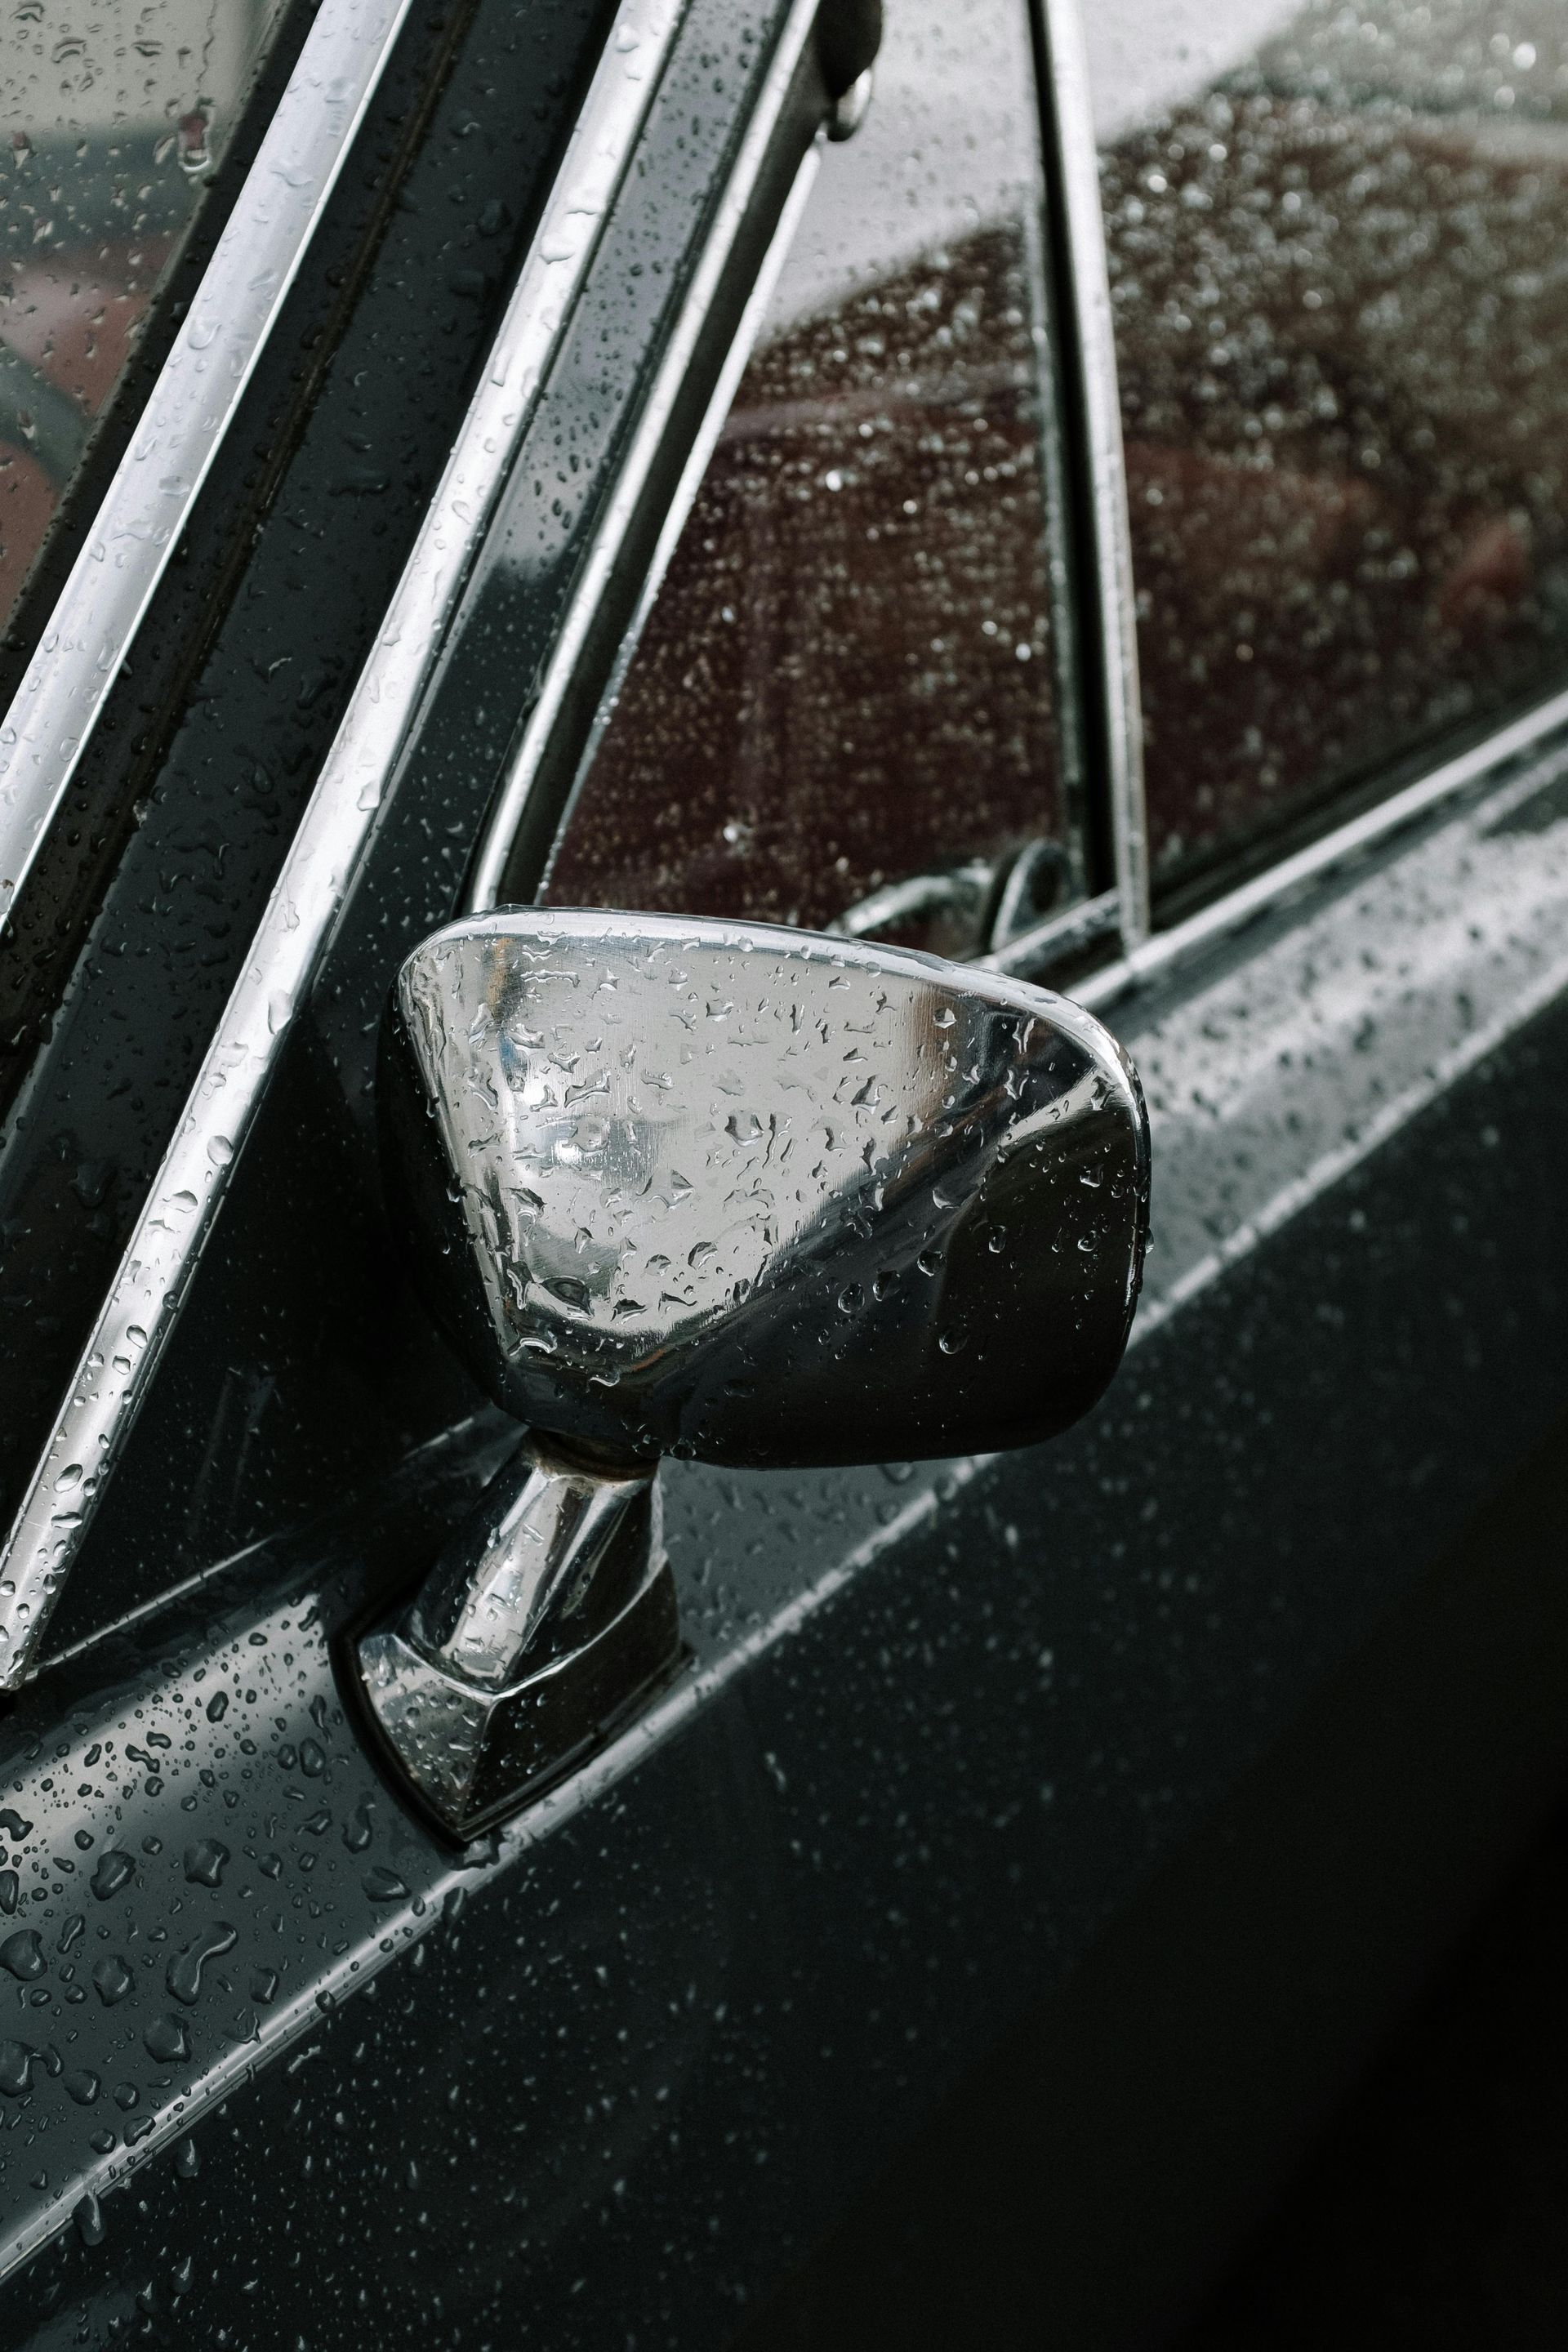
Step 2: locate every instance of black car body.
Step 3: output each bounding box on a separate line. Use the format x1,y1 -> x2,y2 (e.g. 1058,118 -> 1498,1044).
0,0 -> 1565,2343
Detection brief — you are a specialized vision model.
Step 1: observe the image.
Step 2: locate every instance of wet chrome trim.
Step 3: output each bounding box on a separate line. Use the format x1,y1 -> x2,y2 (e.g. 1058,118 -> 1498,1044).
826,65 -> 874,142
0,0 -> 688,1687
466,0 -> 823,913
1123,717 -> 1568,1358
359,1436 -> 675,1838
1036,0 -> 1150,949
980,884 -> 1120,980
0,0 -> 417,926
1076,680 -> 1568,1019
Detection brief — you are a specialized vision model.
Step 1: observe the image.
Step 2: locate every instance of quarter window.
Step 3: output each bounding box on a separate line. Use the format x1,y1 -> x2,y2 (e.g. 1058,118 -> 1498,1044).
544,0 -> 1078,964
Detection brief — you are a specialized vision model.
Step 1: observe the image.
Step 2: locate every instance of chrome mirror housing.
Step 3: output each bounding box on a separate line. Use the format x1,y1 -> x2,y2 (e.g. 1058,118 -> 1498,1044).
357,910 -> 1148,1837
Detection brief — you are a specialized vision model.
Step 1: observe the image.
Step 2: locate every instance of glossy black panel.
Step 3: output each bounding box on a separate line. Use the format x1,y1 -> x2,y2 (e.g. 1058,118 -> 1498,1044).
0,975 -> 1557,2343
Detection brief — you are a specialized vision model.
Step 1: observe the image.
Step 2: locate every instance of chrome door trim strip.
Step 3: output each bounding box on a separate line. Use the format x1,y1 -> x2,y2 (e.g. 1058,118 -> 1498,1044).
0,0 -> 417,930
1120,724 -> 1568,1345
1076,679 -> 1568,1020
1036,0 -> 1151,950
0,0 -> 688,1688
465,0 -> 823,914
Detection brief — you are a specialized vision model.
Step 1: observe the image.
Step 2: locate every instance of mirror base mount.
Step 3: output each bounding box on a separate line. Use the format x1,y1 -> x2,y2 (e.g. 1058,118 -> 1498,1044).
355,1437 -> 681,1838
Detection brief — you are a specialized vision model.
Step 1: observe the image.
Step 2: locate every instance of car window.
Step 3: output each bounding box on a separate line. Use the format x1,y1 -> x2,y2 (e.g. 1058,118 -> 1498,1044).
542,0 -> 1079,964
1088,0 -> 1568,898
0,0 -> 291,630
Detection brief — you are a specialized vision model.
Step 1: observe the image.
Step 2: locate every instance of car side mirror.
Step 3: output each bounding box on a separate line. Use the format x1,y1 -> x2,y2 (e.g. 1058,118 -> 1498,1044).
356,910 -> 1148,1836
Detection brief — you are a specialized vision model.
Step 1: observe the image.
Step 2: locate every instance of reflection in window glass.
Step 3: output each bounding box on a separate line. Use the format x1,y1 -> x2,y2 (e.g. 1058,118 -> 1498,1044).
0,0 -> 290,630
1091,0 -> 1568,890
546,0 -> 1074,964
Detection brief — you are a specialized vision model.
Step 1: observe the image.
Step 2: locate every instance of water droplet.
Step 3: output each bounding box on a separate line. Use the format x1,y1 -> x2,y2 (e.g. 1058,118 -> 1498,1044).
91,1850 -> 136,1900
205,1690 -> 228,1723
363,1867 -> 409,1903
0,2042 -> 33,2096
63,2069 -> 100,2106
74,2192 -> 105,2247
0,1930 -> 45,1981
145,2014 -> 190,2064
183,1840 -> 229,1888
167,1922 -> 237,2005
91,1955 -> 133,2007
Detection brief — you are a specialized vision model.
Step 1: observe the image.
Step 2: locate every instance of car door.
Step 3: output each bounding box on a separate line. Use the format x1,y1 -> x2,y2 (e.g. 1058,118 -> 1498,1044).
0,0 -> 1566,2345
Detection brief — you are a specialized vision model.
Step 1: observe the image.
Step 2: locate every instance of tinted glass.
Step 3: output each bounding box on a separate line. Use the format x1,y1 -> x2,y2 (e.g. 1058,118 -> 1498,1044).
1090,0 -> 1568,890
0,0 -> 289,629
545,0 -> 1076,964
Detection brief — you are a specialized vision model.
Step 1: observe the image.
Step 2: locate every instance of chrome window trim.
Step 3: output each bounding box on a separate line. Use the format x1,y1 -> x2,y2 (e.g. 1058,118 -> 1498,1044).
991,688 -> 1568,997
0,0 -> 418,931
980,885 -> 1120,980
464,0 -> 823,914
1120,720 -> 1568,1350
1036,0 -> 1151,951
0,0 -> 689,1688
1076,679 -> 1568,1018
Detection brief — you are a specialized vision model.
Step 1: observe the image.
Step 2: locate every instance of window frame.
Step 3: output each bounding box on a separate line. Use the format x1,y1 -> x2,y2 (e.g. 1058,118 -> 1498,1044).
1034,0 -> 1568,1000
14,0 -> 1568,1676
0,0 -> 835,1682
0,0 -> 415,933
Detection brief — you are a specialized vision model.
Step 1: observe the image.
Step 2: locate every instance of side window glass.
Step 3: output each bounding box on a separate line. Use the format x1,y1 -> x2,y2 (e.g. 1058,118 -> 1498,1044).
544,0 -> 1080,964
1090,0 -> 1568,897
1,0 -> 291,630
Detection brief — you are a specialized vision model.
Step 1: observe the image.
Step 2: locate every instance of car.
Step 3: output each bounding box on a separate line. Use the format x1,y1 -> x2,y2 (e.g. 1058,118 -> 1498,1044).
0,0 -> 1565,2342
